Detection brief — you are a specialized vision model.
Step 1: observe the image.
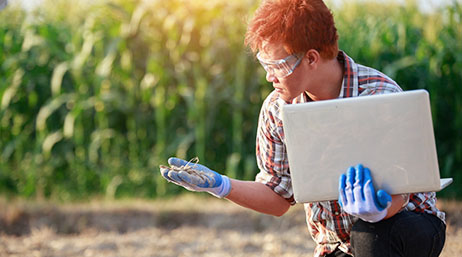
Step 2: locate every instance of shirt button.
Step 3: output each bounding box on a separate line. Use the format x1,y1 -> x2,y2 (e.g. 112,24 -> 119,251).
334,211 -> 340,215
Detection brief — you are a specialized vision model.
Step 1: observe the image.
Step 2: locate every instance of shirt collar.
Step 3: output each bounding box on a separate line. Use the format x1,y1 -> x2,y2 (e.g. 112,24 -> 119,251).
337,51 -> 359,98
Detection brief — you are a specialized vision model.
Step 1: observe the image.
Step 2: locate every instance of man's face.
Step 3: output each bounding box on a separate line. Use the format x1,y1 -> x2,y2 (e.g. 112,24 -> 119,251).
258,42 -> 309,102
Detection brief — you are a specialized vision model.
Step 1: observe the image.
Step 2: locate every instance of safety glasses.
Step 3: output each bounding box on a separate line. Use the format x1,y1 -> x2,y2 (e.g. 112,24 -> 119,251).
256,52 -> 303,78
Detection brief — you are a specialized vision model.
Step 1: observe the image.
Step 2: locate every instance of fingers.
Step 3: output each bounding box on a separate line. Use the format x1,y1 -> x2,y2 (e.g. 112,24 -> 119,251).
159,165 -> 174,182
342,164 -> 367,204
168,157 -> 189,167
362,168 -> 391,210
355,164 -> 364,184
376,189 -> 392,209
168,157 -> 209,172
159,165 -> 184,186
346,166 -> 355,187
339,173 -> 347,206
363,166 -> 373,184
353,164 -> 365,201
362,167 -> 375,202
160,161 -> 211,188
167,168 -> 183,182
162,157 -> 214,187
345,166 -> 355,202
178,170 -> 207,187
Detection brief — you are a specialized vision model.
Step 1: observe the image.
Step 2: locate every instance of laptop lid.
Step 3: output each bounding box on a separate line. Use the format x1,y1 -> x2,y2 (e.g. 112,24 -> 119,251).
282,89 -> 451,203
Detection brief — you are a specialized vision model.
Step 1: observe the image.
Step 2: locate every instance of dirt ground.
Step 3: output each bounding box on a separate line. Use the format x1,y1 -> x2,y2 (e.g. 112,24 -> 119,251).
0,195 -> 461,257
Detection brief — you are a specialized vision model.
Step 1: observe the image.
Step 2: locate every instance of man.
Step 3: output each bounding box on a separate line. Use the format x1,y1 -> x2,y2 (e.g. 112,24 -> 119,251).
159,0 -> 446,256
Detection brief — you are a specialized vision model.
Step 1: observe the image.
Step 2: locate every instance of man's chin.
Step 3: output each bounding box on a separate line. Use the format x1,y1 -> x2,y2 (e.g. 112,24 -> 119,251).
276,91 -> 295,103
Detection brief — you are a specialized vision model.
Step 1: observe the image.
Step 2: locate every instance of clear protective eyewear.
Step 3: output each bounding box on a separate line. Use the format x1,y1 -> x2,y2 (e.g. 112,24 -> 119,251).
256,52 -> 303,78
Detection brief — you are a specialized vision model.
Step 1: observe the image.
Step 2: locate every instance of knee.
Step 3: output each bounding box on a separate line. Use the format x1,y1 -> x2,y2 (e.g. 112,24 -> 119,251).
350,219 -> 388,257
350,219 -> 375,244
349,212 -> 446,257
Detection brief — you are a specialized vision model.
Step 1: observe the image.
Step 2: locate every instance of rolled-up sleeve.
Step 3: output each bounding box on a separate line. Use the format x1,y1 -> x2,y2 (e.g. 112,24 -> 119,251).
255,92 -> 295,205
406,192 -> 446,222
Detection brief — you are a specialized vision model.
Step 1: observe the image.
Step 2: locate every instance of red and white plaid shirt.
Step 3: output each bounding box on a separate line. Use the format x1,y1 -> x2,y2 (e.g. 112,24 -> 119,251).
255,51 -> 446,257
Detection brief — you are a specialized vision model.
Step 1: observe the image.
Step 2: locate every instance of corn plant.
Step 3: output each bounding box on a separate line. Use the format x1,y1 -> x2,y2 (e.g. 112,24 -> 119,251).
0,0 -> 461,200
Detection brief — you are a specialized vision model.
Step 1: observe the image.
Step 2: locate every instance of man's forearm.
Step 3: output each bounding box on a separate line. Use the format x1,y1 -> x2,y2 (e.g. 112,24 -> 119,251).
225,179 -> 291,217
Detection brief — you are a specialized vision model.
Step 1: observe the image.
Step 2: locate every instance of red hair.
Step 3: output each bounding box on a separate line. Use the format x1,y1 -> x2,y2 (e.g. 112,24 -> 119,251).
245,0 -> 339,59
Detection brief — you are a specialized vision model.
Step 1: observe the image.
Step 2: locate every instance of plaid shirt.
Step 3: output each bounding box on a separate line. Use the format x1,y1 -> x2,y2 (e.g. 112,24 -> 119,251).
255,51 -> 446,257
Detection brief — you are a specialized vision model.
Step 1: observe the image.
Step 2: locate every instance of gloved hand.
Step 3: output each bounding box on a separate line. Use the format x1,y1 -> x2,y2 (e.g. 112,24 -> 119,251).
339,164 -> 392,223
159,157 -> 231,198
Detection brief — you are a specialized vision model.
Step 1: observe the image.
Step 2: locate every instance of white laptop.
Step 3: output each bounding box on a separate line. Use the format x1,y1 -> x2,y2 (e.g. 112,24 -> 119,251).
282,89 -> 452,203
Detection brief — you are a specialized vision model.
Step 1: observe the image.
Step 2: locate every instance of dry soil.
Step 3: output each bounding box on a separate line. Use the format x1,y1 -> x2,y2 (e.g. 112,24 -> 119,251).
0,195 -> 461,257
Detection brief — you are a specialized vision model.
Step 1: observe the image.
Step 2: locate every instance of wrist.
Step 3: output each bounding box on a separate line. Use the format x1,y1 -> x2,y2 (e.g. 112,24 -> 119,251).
210,175 -> 232,198
359,209 -> 388,223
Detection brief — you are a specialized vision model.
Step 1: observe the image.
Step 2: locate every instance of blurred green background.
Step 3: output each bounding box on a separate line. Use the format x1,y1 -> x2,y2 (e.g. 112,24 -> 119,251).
0,0 -> 461,201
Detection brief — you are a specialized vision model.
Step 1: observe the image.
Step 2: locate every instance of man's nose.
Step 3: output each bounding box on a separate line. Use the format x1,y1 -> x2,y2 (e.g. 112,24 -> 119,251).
266,71 -> 279,83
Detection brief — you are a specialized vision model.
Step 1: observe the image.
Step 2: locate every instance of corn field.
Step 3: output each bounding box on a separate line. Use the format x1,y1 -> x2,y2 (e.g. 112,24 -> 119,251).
0,0 -> 461,200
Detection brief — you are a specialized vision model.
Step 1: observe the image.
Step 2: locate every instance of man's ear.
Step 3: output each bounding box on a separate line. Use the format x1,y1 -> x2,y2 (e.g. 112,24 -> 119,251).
305,49 -> 321,66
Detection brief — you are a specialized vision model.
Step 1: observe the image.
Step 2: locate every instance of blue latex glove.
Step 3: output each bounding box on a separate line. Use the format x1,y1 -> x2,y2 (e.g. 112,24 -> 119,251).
339,164 -> 392,223
159,157 -> 231,198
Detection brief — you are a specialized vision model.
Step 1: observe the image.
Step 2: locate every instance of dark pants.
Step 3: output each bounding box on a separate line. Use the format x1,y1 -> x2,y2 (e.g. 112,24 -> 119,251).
325,211 -> 446,257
